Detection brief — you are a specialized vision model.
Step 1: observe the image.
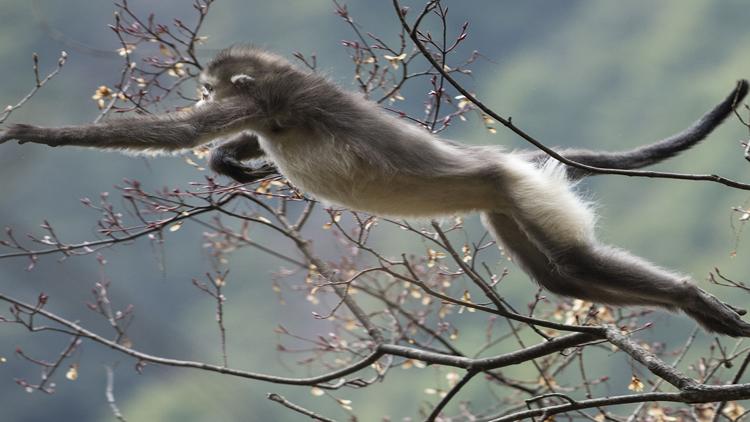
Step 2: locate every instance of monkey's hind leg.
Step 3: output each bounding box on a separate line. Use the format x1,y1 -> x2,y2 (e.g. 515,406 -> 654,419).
482,212 -> 750,337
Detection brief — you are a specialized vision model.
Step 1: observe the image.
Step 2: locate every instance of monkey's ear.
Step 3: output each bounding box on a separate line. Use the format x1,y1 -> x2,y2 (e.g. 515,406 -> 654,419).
230,74 -> 255,85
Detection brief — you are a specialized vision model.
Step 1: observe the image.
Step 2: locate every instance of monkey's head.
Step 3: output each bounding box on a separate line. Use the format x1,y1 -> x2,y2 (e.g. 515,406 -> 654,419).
197,45 -> 294,106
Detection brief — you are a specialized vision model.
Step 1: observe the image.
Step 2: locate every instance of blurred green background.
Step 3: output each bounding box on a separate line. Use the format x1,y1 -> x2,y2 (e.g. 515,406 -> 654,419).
1,1 -> 750,421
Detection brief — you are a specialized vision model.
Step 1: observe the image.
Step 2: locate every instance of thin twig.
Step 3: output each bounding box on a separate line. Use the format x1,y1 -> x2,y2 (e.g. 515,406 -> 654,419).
267,393 -> 337,422
0,292 -> 383,386
712,352 -> 750,422
105,366 -> 127,422
426,370 -> 478,421
0,51 -> 68,124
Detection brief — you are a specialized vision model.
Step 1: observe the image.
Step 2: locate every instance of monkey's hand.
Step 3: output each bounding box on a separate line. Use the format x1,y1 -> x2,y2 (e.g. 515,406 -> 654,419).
209,144 -> 279,183
0,124 -> 66,147
221,161 -> 278,184
684,287 -> 750,337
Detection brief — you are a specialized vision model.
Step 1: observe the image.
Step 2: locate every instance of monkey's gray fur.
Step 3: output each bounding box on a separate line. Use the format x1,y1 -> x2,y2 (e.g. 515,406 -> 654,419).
2,46 -> 749,335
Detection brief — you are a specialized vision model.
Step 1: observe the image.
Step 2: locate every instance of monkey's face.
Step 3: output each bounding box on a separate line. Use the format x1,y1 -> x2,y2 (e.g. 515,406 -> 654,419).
195,79 -> 215,108
196,70 -> 256,108
195,66 -> 253,108
197,46 -> 291,108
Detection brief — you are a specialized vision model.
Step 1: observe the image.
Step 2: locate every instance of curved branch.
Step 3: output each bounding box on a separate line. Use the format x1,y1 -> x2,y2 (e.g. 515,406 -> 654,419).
0,292 -> 383,386
489,384 -> 750,422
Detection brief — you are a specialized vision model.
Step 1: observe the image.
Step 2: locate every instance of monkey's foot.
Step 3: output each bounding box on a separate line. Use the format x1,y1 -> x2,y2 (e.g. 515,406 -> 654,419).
684,289 -> 750,337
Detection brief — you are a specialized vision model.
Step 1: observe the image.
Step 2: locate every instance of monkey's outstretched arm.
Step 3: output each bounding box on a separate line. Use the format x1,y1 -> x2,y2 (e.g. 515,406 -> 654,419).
526,80 -> 749,180
209,132 -> 276,183
0,99 -> 256,152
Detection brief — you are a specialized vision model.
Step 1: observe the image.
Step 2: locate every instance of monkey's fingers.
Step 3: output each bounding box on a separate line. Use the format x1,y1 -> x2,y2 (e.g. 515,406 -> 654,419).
235,163 -> 278,183
0,124 -> 63,147
0,124 -> 33,144
0,128 -> 16,144
214,156 -> 278,183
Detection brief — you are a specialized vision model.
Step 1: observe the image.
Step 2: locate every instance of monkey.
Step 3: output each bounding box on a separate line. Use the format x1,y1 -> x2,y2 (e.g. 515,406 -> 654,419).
2,46 -> 749,335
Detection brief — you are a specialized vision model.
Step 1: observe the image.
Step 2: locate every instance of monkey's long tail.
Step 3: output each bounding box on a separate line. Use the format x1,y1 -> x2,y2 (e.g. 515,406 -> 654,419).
526,80 -> 748,180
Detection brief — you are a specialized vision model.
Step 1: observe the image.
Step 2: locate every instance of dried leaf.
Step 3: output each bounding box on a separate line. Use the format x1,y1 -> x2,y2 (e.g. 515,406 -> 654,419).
462,244 -> 472,262
628,375 -> 644,392
647,405 -> 678,421
66,364 -> 79,381
91,85 -> 112,100
167,62 -> 185,77
116,44 -> 136,56
446,372 -> 460,386
383,53 -> 407,69
723,401 -> 746,419
159,44 -> 174,58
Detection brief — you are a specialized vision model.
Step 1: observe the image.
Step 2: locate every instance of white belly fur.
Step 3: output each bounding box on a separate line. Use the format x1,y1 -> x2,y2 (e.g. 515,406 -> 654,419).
258,129 -> 595,246
257,131 -> 497,217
